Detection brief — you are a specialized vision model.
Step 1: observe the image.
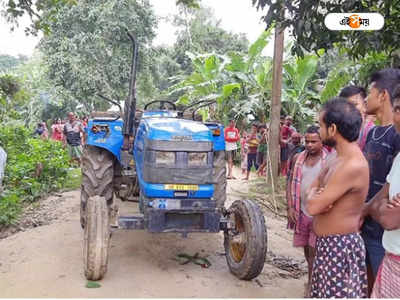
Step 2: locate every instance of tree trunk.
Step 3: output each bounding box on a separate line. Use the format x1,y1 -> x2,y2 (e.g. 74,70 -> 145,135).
183,6 -> 193,47
268,25 -> 284,190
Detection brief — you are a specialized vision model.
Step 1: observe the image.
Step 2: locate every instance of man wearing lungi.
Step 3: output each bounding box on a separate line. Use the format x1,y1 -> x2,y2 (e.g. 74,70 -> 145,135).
368,86 -> 400,298
286,125 -> 329,297
307,98 -> 369,298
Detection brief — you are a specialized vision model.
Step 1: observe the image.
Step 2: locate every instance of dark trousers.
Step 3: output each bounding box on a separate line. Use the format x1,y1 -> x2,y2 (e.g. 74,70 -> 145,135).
247,153 -> 258,171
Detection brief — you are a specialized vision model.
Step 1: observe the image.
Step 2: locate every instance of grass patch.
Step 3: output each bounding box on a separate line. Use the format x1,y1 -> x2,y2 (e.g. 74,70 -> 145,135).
86,281 -> 101,288
63,168 -> 82,191
0,192 -> 22,226
0,125 -> 72,226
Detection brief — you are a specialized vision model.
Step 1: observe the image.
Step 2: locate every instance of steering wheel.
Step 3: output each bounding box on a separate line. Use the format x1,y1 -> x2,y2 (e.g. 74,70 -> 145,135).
144,100 -> 176,111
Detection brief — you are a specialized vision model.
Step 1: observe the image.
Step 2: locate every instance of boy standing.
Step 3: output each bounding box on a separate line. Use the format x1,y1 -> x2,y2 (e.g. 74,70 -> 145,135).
339,85 -> 375,150
367,86 -> 400,298
280,116 -> 294,176
224,119 -> 240,179
243,124 -> 259,180
360,69 -> 400,293
256,124 -> 268,177
307,98 -> 369,298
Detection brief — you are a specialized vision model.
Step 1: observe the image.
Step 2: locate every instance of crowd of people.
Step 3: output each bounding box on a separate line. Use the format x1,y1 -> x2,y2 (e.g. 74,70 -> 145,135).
224,115 -> 302,180
33,112 -> 87,164
286,68 -> 400,298
224,67 -> 400,298
225,120 -> 269,180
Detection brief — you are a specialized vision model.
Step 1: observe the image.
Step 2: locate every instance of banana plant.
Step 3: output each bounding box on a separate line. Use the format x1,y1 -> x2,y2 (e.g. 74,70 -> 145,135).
282,53 -> 320,131
169,29 -> 274,124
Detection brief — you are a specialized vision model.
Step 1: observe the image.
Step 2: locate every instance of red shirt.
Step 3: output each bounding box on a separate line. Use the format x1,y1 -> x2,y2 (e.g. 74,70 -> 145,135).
281,125 -> 293,140
51,124 -> 63,141
224,127 -> 240,143
280,125 -> 293,147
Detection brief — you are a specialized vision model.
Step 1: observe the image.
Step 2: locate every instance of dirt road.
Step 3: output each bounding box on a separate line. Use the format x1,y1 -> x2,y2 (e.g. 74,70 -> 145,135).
0,168 -> 306,298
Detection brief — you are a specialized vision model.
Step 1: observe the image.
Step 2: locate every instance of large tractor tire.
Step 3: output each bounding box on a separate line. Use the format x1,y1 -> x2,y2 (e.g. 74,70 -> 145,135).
83,195 -> 110,280
81,146 -> 114,229
213,150 -> 226,208
224,199 -> 267,280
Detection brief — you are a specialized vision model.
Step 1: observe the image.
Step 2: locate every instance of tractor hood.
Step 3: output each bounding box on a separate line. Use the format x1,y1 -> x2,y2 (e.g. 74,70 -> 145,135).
144,118 -> 212,142
134,117 -> 214,185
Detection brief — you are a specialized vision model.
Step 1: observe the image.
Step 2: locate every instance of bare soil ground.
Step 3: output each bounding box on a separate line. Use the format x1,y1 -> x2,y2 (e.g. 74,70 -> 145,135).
0,167 -> 306,298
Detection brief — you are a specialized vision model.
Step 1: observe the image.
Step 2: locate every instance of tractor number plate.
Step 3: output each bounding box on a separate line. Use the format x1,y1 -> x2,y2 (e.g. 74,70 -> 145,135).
164,184 -> 199,191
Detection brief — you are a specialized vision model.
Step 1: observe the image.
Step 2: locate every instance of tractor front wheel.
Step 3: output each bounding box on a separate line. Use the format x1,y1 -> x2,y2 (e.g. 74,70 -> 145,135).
83,195 -> 110,280
224,199 -> 267,280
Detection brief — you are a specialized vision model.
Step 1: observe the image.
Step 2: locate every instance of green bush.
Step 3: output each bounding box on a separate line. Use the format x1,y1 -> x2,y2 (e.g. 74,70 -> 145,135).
0,192 -> 21,225
0,125 -> 71,225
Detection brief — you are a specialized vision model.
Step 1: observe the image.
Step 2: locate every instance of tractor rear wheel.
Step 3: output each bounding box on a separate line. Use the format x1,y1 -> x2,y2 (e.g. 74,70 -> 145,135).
83,195 -> 110,280
213,150 -> 226,208
224,199 -> 267,280
80,146 -> 114,229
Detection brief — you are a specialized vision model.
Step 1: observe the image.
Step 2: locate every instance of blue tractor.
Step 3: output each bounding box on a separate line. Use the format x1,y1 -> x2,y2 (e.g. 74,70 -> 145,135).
80,32 -> 267,281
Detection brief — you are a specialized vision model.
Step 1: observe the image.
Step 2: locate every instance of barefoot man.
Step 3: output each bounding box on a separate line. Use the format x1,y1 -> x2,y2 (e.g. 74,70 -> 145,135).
307,98 -> 369,298
224,118 -> 240,179
286,125 -> 329,297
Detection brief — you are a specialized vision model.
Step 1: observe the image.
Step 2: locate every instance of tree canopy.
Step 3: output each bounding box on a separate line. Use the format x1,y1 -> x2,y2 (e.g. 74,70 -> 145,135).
138,4 -> 250,103
2,0 -> 77,35
2,0 -> 200,34
39,0 -> 157,112
0,55 -> 28,73
171,5 -> 249,73
252,0 -> 400,62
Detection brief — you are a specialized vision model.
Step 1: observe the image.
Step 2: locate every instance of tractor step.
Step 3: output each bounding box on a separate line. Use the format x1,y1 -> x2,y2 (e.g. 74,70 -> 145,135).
116,215 -> 145,230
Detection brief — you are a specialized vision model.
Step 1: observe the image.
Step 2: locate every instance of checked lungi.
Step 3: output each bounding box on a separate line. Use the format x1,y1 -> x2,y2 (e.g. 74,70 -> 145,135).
372,252 -> 400,298
310,233 -> 368,298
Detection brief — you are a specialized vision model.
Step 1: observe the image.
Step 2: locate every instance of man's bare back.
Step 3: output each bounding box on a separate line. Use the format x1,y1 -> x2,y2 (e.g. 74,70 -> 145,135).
307,146 -> 369,236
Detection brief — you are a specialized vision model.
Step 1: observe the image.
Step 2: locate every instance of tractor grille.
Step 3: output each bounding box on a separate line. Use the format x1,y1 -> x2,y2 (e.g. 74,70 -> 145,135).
145,139 -> 212,152
143,149 -> 213,184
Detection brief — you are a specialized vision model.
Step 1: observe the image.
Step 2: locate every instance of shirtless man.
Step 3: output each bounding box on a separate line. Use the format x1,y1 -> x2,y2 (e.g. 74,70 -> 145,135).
306,98 -> 369,298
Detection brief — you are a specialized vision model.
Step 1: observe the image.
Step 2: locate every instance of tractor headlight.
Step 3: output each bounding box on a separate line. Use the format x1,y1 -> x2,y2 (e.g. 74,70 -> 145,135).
188,152 -> 207,167
155,151 -> 175,165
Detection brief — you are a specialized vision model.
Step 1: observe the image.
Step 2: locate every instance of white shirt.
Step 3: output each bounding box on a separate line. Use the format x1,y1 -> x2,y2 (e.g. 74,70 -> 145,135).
382,153 -> 400,255
225,141 -> 238,151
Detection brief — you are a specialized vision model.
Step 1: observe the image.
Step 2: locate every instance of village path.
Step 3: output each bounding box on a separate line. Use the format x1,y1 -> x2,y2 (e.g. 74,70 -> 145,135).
0,167 -> 306,298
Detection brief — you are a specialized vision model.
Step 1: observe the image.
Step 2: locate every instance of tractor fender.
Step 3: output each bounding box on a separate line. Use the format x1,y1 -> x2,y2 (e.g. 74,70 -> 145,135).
204,123 -> 225,151
86,119 -> 124,162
